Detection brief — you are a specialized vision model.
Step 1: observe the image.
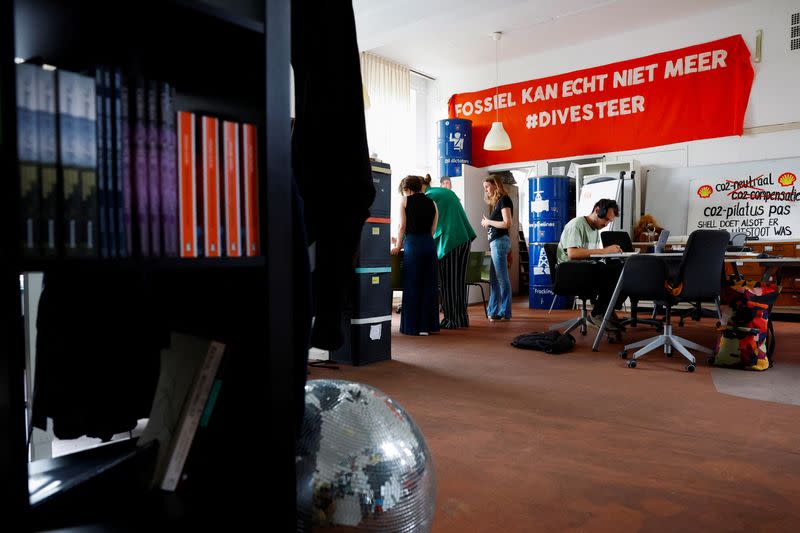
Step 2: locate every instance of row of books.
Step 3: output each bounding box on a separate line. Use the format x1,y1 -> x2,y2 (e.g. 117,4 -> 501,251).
15,62 -> 260,259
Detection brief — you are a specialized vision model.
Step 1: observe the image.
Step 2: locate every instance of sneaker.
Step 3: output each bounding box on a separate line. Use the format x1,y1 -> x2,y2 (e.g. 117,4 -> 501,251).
489,315 -> 503,321
418,332 -> 429,336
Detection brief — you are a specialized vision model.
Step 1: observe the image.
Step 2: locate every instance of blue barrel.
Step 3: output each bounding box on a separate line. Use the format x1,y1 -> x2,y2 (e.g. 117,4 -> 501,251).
529,244 -> 553,286
529,221 -> 567,245
437,119 -> 472,178
529,284 -> 571,310
529,175 -> 572,228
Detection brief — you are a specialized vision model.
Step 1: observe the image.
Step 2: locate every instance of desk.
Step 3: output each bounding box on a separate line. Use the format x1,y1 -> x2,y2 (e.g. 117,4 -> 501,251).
588,252 -> 767,351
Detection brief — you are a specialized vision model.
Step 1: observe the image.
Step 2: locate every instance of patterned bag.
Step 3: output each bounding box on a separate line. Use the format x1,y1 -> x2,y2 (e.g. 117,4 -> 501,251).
714,278 -> 779,371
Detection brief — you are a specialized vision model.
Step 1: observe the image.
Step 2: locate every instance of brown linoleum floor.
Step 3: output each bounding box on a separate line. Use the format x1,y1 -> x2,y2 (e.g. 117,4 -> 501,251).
309,297 -> 800,532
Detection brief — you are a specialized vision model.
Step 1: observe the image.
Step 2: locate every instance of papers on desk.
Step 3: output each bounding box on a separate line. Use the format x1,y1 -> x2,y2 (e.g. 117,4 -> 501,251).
590,250 -> 640,258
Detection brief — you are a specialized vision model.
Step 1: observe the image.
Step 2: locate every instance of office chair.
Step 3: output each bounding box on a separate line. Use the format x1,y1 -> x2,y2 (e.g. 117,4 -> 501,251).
729,232 -> 747,248
619,230 -> 729,371
544,243 -> 607,338
673,232 -> 744,326
599,231 -> 663,331
466,251 -> 490,317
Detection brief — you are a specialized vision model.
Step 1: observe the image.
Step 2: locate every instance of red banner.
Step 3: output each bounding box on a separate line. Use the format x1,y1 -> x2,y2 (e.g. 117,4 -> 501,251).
448,35 -> 754,167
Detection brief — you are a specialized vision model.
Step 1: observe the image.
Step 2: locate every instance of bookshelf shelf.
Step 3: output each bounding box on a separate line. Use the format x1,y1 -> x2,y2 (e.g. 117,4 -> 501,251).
1,0 -> 295,529
19,256 -> 266,274
29,439 -> 154,508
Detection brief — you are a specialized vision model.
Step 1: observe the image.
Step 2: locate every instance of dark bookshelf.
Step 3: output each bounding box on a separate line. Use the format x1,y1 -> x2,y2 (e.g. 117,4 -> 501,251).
28,439 -> 155,508
20,256 -> 267,275
1,0 -> 294,529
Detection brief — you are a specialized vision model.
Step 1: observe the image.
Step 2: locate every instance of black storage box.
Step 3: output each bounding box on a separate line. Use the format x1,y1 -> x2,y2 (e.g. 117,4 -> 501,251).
329,313 -> 392,366
351,270 -> 392,318
369,162 -> 391,218
356,221 -> 390,267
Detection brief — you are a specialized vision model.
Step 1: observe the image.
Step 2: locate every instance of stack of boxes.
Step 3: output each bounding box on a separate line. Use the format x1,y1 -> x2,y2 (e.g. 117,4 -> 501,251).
528,175 -> 574,309
330,161 -> 392,365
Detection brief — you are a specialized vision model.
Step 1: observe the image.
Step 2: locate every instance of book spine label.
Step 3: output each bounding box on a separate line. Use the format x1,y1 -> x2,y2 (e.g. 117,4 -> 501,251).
222,121 -> 241,257
202,116 -> 221,257
37,68 -> 57,256
160,341 -> 226,492
17,63 -> 40,255
134,78 -> 149,256
242,123 -> 260,256
177,111 -> 197,257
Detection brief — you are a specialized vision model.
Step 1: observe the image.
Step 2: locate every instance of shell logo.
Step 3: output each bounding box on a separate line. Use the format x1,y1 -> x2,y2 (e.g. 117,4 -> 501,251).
697,185 -> 713,198
778,172 -> 796,187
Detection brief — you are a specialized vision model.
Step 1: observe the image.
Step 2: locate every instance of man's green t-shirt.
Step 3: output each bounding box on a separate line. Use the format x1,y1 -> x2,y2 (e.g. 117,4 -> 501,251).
556,216 -> 601,264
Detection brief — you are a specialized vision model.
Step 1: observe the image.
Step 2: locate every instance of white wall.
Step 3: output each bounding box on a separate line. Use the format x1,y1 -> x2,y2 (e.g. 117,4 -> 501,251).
431,0 -> 800,234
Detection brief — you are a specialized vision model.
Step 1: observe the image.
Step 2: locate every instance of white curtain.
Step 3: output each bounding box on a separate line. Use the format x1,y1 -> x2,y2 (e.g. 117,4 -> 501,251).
360,52 -> 412,164
360,52 -> 415,239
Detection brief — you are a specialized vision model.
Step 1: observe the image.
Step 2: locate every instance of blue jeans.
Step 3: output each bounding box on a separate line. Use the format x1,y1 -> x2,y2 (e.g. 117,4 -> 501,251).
488,235 -> 512,319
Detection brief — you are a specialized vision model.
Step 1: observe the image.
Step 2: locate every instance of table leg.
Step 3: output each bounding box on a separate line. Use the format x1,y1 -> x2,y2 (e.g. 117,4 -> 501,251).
592,262 -> 627,351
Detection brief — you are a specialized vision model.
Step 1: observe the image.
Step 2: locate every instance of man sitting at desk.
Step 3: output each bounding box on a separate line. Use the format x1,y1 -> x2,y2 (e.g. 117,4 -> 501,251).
557,198 -> 625,330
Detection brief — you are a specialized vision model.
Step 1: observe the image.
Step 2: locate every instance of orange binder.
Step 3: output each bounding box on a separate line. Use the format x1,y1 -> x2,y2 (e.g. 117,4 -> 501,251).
222,121 -> 241,257
201,116 -> 221,257
242,123 -> 260,256
177,111 -> 197,257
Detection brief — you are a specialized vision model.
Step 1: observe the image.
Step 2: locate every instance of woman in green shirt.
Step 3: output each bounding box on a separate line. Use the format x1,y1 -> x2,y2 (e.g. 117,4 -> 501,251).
423,175 -> 476,328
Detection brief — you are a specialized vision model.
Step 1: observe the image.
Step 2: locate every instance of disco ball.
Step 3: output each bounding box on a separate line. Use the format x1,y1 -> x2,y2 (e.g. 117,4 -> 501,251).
296,379 -> 436,532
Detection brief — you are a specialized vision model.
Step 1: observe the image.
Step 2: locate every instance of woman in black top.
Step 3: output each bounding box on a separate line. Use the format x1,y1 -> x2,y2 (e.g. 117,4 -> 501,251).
391,176 -> 440,335
480,175 -> 513,320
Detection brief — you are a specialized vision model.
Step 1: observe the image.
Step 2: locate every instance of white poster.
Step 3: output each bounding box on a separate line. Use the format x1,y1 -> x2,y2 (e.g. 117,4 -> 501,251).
688,169 -> 800,240
577,178 -> 620,216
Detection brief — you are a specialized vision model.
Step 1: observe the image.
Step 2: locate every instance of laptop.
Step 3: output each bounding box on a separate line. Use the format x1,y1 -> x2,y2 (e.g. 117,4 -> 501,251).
653,229 -> 682,254
600,231 -> 634,252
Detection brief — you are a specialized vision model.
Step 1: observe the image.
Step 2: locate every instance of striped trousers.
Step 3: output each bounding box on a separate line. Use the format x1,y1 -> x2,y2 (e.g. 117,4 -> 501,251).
438,240 -> 471,328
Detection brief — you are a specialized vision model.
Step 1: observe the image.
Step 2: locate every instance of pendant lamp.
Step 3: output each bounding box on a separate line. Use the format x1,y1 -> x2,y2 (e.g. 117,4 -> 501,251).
483,31 -> 511,151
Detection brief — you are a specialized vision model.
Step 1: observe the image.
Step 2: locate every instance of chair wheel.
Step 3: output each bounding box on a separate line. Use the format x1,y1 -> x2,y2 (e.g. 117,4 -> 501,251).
706,356 -> 715,366
619,351 -> 627,359
686,364 -> 696,372
627,360 -> 637,368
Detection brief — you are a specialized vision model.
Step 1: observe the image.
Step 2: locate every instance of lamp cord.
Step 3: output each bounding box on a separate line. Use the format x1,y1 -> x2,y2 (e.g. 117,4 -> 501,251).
495,36 -> 499,123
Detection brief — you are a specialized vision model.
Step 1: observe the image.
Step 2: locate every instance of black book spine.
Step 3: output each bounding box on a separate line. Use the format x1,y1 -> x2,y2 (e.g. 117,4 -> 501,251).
113,69 -> 128,257
95,68 -> 108,257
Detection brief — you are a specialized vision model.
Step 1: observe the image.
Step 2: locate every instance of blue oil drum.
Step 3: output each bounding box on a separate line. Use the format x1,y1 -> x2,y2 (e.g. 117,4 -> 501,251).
437,119 -> 472,178
529,176 -> 572,238
528,243 -> 570,309
529,284 -> 571,310
529,221 -> 567,246
528,244 -> 553,286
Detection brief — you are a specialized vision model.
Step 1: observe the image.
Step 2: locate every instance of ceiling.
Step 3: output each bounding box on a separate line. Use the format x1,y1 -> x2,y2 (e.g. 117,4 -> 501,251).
353,0 -> 749,80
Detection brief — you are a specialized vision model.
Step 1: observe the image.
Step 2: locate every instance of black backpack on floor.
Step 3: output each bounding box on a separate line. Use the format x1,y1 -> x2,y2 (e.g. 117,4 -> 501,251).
511,331 -> 576,354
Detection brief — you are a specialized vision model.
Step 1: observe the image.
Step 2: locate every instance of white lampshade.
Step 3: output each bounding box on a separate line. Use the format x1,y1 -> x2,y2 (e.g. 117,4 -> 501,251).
483,121 -> 512,151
